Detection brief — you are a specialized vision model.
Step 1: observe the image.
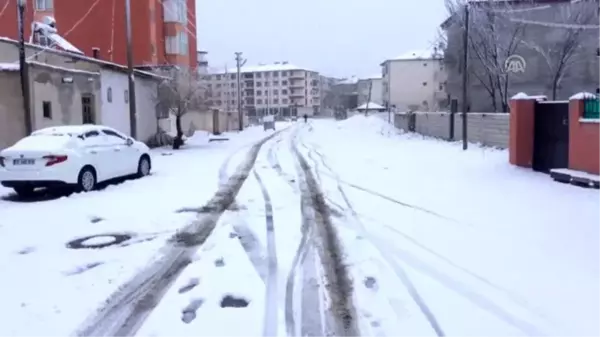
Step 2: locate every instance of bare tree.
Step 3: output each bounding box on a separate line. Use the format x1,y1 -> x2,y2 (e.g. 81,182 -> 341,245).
444,0 -> 528,111
156,67 -> 208,149
519,1 -> 598,99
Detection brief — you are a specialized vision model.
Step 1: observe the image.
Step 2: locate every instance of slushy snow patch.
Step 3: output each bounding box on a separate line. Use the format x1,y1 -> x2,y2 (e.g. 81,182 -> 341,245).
570,92 -> 597,100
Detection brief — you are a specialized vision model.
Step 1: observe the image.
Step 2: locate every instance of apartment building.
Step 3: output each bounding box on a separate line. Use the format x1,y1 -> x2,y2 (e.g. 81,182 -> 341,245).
205,63 -> 321,117
197,50 -> 208,74
0,0 -> 197,68
357,75 -> 383,106
381,49 -> 447,112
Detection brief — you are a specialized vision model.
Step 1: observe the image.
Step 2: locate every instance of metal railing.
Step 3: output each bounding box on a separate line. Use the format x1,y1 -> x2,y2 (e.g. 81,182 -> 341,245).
583,96 -> 600,119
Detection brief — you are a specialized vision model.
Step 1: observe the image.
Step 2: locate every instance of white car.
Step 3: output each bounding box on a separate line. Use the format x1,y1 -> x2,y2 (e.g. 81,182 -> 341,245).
0,125 -> 151,197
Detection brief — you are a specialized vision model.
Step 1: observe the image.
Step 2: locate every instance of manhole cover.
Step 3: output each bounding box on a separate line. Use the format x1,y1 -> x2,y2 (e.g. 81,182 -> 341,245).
66,233 -> 132,249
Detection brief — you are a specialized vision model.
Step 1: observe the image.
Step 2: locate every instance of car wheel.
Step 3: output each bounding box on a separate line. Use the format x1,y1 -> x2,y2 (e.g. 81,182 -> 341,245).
77,167 -> 97,192
137,155 -> 151,178
13,186 -> 34,197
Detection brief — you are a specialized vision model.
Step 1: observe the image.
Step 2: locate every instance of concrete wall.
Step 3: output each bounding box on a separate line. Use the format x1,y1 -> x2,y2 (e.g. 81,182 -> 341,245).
394,112 -> 510,148
0,72 -> 27,149
100,69 -> 130,136
135,77 -> 160,142
357,78 -> 383,106
29,64 -> 102,130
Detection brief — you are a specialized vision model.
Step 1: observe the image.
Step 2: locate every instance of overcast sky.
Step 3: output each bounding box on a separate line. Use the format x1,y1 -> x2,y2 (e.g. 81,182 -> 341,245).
196,0 -> 448,79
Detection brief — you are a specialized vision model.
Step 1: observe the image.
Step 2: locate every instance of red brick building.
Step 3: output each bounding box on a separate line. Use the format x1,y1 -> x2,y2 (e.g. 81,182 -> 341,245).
0,0 -> 197,68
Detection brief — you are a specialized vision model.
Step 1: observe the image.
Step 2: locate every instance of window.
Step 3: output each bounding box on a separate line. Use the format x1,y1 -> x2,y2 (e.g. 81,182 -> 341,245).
257,90 -> 262,95
273,89 -> 278,95
124,90 -> 129,103
282,98 -> 288,104
256,73 -> 262,78
231,74 -> 236,80
281,71 -> 287,76
256,82 -> 262,87
423,63 -> 428,66
282,80 -> 287,85
83,130 -> 99,138
106,87 -> 112,103
231,83 -> 235,88
36,0 -> 53,10
216,75 -> 221,80
216,83 -> 221,88
42,101 -> 52,119
438,83 -> 443,90
422,82 -> 427,86
165,33 -> 187,55
102,129 -> 126,140
257,99 -> 262,104
273,98 -> 278,104
273,81 -> 279,86
273,71 -> 279,77
282,89 -> 287,95
163,0 -> 187,24
82,95 -> 95,124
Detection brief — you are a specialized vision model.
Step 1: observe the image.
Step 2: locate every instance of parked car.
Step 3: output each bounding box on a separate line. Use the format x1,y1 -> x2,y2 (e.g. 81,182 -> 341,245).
0,125 -> 151,197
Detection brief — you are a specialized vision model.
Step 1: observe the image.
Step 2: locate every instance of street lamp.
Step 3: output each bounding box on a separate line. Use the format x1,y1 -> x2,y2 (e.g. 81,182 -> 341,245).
17,0 -> 32,135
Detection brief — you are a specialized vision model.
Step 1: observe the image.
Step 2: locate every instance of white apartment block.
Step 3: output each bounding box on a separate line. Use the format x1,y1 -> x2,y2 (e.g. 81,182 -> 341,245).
381,49 -> 447,112
205,63 -> 321,117
357,76 -> 383,106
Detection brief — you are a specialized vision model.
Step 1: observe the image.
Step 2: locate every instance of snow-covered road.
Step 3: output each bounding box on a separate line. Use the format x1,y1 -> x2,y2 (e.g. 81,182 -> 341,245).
0,116 -> 597,336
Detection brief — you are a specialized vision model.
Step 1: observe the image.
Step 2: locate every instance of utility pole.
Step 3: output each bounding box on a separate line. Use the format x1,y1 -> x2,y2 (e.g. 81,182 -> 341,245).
17,0 -> 32,135
125,0 -> 137,138
460,4 -> 469,150
235,52 -> 247,131
365,79 -> 373,116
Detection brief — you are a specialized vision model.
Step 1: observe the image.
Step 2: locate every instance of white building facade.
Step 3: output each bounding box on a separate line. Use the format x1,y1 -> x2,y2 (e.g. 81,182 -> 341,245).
206,63 -> 321,117
357,76 -> 383,106
381,49 -> 447,112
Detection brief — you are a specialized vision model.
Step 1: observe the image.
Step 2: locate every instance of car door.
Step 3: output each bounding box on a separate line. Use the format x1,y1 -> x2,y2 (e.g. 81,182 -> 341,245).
81,130 -> 114,182
100,129 -> 130,177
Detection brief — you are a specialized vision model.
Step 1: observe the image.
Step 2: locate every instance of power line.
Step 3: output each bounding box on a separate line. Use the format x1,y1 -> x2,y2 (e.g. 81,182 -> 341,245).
0,0 -> 10,18
508,17 -> 599,29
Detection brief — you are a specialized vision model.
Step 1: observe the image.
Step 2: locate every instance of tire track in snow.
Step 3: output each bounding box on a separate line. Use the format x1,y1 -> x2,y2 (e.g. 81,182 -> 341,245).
290,127 -> 359,337
309,144 -> 545,336
73,131 -> 282,337
306,144 -> 445,336
307,142 -> 465,227
252,169 -> 279,337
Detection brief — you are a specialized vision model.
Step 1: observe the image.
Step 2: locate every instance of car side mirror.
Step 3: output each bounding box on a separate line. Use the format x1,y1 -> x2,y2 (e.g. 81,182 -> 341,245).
126,138 -> 134,146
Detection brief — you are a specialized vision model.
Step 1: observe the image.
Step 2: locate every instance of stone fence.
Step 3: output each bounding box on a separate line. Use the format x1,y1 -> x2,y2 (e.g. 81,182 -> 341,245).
393,112 -> 510,148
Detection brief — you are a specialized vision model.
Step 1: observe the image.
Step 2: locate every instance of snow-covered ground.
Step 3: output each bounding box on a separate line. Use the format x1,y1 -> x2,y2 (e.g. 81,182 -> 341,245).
1,116 -> 597,336
297,116 -> 599,336
0,125 -> 283,335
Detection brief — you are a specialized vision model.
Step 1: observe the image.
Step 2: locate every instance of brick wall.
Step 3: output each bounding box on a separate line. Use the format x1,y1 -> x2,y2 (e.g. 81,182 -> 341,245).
393,112 -> 510,148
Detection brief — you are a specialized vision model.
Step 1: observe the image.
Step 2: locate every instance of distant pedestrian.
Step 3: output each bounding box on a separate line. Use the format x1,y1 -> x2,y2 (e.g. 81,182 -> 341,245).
303,114 -> 308,123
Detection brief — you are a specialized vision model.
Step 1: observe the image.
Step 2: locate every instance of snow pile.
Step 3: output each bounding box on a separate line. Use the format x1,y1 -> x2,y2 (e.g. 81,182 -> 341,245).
337,114 -> 399,137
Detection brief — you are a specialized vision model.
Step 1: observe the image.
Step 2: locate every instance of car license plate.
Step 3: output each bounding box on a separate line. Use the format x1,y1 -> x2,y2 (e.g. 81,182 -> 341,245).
13,158 -> 35,165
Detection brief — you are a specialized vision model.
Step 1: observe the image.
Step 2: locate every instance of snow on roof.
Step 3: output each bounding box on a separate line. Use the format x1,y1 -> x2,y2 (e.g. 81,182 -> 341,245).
0,63 -> 19,71
33,22 -> 83,55
339,76 -> 359,84
391,49 -> 443,61
511,92 -> 548,101
570,92 -> 597,100
29,61 -> 100,76
0,36 -> 166,80
213,63 -> 315,74
356,102 -> 385,110
360,74 -> 382,80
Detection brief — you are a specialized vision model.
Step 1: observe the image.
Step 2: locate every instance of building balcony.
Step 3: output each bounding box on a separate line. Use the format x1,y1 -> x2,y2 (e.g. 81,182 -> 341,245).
289,92 -> 304,98
289,82 -> 304,88
289,72 -> 304,79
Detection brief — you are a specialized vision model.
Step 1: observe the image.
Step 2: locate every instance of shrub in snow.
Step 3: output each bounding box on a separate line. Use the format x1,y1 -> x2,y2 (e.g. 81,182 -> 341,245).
145,130 -> 183,148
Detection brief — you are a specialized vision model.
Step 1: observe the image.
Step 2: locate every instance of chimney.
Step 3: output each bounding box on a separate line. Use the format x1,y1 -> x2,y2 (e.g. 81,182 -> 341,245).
92,47 -> 100,59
